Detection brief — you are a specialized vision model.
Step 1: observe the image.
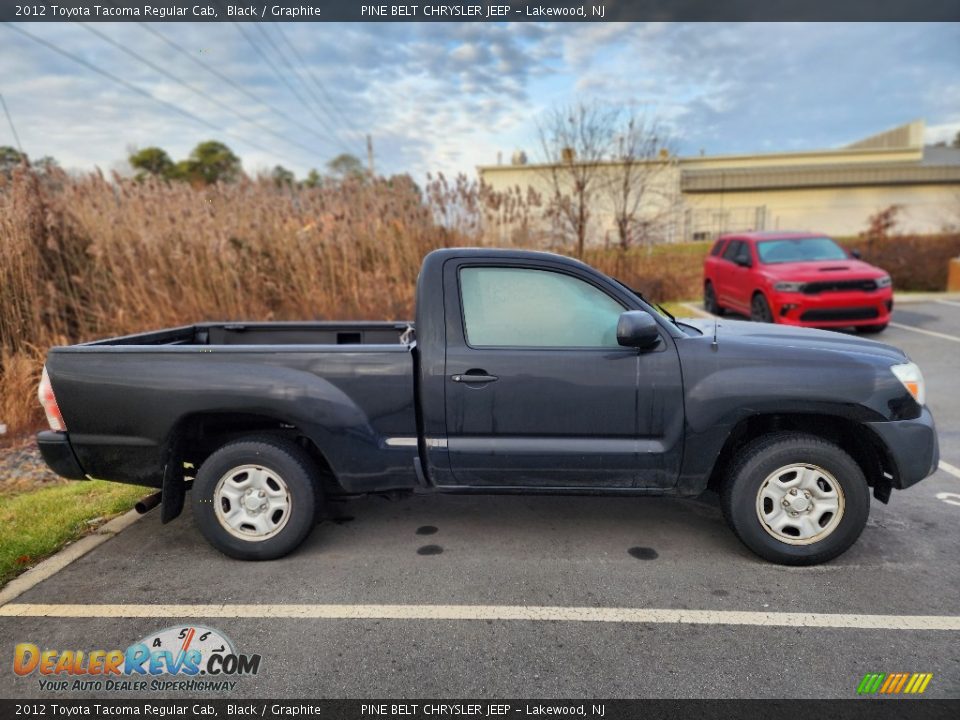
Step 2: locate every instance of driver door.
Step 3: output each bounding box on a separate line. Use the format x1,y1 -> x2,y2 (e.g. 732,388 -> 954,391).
442,261 -> 678,489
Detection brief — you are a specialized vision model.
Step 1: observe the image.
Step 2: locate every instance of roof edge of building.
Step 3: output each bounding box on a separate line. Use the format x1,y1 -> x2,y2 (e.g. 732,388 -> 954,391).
478,145 -> 925,173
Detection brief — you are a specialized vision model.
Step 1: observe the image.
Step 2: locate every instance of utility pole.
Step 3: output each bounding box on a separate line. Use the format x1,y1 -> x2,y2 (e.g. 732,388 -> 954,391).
366,134 -> 374,177
0,94 -> 24,154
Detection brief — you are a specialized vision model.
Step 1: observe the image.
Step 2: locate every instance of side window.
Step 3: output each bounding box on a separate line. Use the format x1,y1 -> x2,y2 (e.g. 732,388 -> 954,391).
710,239 -> 726,257
459,267 -> 625,348
721,240 -> 742,262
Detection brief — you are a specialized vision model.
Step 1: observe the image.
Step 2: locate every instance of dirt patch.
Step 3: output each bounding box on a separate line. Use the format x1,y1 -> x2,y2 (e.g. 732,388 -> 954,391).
0,436 -> 67,496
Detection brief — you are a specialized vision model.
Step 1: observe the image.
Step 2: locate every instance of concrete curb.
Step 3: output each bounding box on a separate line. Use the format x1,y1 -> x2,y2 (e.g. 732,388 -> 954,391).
679,302 -> 713,318
0,508 -> 145,606
894,292 -> 960,304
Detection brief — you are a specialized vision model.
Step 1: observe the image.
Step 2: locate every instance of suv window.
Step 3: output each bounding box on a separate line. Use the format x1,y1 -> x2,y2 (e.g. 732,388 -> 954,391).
721,240 -> 742,261
710,239 -> 727,257
459,267 -> 625,348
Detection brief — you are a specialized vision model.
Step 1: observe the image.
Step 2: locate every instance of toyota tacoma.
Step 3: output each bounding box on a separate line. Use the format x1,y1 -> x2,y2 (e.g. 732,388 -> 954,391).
37,248 -> 939,565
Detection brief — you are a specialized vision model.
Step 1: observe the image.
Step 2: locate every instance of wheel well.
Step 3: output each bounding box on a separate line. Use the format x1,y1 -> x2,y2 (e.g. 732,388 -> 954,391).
706,413 -> 897,502
168,412 -> 340,494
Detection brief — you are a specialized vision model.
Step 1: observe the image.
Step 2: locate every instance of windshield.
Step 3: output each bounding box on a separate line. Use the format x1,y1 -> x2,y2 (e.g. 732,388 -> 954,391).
612,279 -> 702,336
756,237 -> 848,264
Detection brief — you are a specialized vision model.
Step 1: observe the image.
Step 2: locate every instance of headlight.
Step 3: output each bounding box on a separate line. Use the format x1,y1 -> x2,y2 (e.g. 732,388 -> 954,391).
891,362 -> 925,405
774,281 -> 806,292
876,275 -> 892,288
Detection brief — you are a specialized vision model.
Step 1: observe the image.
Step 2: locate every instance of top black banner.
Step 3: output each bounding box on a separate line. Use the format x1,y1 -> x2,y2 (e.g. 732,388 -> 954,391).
2,0 -> 959,23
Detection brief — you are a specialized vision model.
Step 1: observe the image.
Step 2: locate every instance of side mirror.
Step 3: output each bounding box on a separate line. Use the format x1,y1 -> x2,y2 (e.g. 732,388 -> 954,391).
735,255 -> 752,268
850,249 -> 862,259
617,311 -> 661,350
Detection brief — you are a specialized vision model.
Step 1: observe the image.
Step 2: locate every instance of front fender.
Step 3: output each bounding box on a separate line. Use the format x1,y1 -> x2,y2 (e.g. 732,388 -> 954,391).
674,333 -> 913,493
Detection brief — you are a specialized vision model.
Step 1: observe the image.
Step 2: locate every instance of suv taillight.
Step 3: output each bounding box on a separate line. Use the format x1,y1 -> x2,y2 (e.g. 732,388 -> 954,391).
38,366 -> 66,431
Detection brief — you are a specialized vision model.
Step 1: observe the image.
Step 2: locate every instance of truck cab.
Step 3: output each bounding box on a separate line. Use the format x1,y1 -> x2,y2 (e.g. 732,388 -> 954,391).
415,249 -> 684,490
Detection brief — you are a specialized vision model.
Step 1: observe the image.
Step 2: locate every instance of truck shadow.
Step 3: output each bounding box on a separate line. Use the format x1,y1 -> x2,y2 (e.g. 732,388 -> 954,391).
8,490 -> 928,612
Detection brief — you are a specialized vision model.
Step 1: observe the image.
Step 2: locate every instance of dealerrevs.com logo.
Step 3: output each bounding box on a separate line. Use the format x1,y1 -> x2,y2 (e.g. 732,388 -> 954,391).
14,625 -> 261,693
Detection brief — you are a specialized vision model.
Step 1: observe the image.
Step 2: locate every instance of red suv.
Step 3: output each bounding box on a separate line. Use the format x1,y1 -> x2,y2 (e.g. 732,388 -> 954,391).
703,231 -> 892,333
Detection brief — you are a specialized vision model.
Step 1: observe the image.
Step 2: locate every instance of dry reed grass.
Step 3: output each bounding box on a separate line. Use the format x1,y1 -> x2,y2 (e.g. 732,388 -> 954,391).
1,169 -> 516,433
1,167 -> 956,435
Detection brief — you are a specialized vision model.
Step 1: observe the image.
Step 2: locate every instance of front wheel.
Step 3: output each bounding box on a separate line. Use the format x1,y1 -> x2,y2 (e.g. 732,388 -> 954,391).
750,293 -> 774,323
192,435 -> 321,560
856,324 -> 888,334
721,433 -> 870,565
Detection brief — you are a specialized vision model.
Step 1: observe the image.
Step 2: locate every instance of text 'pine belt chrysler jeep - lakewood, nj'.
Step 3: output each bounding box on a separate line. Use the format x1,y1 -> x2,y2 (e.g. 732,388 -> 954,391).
36,248 -> 939,565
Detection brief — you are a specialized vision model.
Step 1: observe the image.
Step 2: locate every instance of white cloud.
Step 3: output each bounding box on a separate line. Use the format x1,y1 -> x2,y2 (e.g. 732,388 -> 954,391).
926,122 -> 960,145
1,21 -> 957,180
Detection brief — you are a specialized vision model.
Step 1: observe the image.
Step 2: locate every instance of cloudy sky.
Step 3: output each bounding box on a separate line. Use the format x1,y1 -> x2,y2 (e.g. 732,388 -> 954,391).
2,21 -> 958,179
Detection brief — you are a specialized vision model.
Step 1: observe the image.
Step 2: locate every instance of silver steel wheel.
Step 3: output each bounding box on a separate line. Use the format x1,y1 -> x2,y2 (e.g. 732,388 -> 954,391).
213,464 -> 292,542
755,463 -> 845,545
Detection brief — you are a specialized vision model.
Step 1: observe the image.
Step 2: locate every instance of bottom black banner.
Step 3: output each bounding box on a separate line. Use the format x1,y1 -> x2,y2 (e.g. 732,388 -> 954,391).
2,699 -> 959,720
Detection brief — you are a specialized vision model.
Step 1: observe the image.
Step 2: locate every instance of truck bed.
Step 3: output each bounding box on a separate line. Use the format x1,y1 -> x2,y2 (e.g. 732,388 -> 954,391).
46,321 -> 420,492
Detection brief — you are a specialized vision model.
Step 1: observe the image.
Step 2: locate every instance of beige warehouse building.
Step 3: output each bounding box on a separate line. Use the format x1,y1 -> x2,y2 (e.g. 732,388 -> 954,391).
477,120 -> 960,244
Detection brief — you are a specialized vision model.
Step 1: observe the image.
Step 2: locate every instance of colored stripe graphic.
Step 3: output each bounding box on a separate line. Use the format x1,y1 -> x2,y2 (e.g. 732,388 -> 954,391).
893,673 -> 909,693
880,674 -> 898,693
858,672 -> 932,695
858,673 -> 885,694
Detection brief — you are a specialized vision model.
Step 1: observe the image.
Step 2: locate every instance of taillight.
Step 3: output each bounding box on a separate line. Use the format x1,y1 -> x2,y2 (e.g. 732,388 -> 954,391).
38,366 -> 67,431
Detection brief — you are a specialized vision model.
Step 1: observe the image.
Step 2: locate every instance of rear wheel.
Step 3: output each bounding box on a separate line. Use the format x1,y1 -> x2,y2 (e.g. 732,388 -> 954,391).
192,435 -> 321,560
704,282 -> 725,316
721,433 -> 870,565
750,293 -> 774,323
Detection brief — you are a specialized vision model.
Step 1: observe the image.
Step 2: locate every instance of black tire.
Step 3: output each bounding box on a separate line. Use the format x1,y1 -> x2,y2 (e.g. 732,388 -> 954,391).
704,282 -> 725,316
720,432 -> 870,566
750,292 -> 774,323
856,324 -> 888,334
192,435 -> 321,560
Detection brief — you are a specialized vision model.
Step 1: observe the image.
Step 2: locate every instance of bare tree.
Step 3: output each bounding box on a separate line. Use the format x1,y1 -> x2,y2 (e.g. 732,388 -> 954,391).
605,115 -> 677,249
537,103 -> 619,258
536,102 -> 677,256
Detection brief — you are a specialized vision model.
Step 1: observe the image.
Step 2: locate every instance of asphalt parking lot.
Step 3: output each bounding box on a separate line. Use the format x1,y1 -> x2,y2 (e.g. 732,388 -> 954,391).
1,300 -> 959,700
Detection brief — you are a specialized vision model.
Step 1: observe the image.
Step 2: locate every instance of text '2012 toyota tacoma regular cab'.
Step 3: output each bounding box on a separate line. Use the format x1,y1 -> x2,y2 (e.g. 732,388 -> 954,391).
37,249 -> 939,565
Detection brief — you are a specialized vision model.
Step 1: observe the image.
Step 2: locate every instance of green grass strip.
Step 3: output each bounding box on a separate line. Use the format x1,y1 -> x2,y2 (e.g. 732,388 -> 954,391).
0,481 -> 147,587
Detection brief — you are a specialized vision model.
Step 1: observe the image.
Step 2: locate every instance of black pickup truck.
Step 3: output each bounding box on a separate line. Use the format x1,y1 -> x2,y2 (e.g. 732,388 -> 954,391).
37,248 -> 938,565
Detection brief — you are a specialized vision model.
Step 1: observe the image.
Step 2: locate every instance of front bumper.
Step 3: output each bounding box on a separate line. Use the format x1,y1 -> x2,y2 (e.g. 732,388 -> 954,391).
37,430 -> 87,480
867,406 -> 939,490
772,288 -> 893,328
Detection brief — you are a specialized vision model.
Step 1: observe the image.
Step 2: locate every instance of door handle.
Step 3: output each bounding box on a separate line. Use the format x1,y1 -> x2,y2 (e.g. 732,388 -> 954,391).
451,373 -> 498,384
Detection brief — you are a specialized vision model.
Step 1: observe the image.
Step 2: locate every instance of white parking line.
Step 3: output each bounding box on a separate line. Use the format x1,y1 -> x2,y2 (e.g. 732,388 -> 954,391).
1,603 -> 959,631
935,300 -> 960,309
888,322 -> 960,343
939,460 -> 960,480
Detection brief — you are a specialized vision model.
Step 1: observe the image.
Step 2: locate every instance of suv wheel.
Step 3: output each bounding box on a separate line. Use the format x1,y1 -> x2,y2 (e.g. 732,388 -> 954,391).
704,282 -> 725,316
750,293 -> 774,323
192,435 -> 321,560
721,433 -> 870,565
